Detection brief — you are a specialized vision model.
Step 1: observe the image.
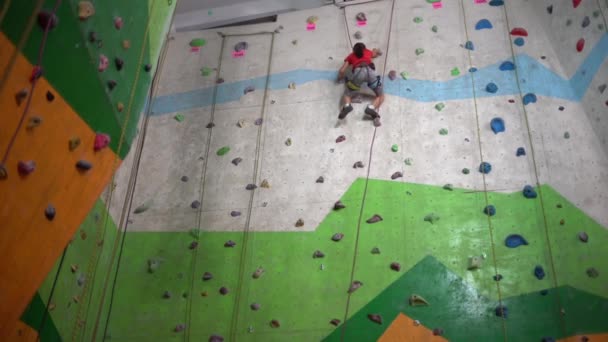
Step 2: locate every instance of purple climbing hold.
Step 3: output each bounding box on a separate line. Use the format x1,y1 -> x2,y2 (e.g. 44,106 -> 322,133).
390,262 -> 401,271
38,11 -> 58,31
191,200 -> 201,209
230,211 -> 241,217
313,250 -> 325,258
391,171 -> 403,180
534,265 -> 545,280
254,118 -> 263,125
367,314 -> 383,325
250,303 -> 261,311
45,204 -> 56,221
17,161 -> 36,175
366,214 -> 383,224
219,286 -> 229,295
224,240 -> 236,247
202,272 -> 213,281
231,157 -> 243,166
336,135 -> 346,143
578,232 -> 588,242
189,241 -> 199,250
209,335 -> 224,342
174,324 -> 186,332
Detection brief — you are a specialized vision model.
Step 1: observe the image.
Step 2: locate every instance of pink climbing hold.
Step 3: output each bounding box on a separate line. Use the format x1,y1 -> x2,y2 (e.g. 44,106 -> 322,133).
576,38 -> 585,52
509,28 -> 528,37
114,16 -> 123,29
94,133 -> 110,151
17,161 -> 36,175
573,0 -> 582,8
98,55 -> 109,72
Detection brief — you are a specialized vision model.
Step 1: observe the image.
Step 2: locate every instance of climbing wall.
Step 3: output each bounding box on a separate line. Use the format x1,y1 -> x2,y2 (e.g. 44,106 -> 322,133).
10,0 -> 608,341
0,0 -> 175,340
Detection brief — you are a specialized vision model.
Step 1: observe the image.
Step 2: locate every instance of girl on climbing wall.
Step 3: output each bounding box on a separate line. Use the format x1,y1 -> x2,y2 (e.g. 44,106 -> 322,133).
337,42 -> 385,124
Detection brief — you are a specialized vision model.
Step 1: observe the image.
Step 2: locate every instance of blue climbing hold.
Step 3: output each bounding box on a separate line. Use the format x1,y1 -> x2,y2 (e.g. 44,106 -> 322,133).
479,162 -> 492,174
490,117 -> 505,134
516,147 -> 526,156
534,265 -> 545,280
484,205 -> 496,216
505,234 -> 528,248
495,305 -> 508,318
489,0 -> 504,6
523,185 -> 537,198
499,61 -> 515,71
486,82 -> 498,93
523,93 -> 537,105
464,41 -> 474,51
514,37 -> 525,46
475,19 -> 493,30
469,67 -> 478,73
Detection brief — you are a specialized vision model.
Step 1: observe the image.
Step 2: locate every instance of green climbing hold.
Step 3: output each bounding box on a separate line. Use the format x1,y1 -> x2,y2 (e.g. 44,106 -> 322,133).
413,17 -> 423,24
435,103 -> 445,111
424,213 -> 440,224
439,128 -> 448,135
443,184 -> 453,191
415,48 -> 425,56
200,67 -> 212,76
431,25 -> 438,33
593,10 -> 601,18
462,168 -> 470,174
451,67 -> 460,76
217,146 -> 230,156
391,144 -> 398,152
564,132 -> 570,139
400,71 -> 409,80
285,138 -> 292,146
404,158 -> 413,166
174,113 -> 184,122
190,38 -> 206,47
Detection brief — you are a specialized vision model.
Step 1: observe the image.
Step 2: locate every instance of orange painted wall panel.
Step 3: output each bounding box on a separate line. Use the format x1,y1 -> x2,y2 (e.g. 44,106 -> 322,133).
0,33 -> 120,336
378,313 -> 448,342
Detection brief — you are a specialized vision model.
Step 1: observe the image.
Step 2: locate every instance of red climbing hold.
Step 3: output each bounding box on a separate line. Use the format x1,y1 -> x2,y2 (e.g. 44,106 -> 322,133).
94,133 -> 110,151
573,0 -> 582,8
576,38 -> 585,52
30,66 -> 43,82
510,28 -> 528,37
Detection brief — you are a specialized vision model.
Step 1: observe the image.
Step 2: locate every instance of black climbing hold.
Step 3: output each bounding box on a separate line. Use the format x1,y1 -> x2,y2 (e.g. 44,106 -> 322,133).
333,201 -> 345,210
316,176 -> 324,183
587,267 -> 599,278
331,233 -> 344,242
182,292 -> 189,299
540,289 -> 549,296
313,250 -> 325,258
46,91 -> 55,102
353,161 -> 364,168
483,205 -> 496,216
546,5 -> 553,14
516,147 -> 526,156
336,135 -> 346,143
181,176 -> 188,182
250,303 -> 260,311
371,247 -> 380,254
189,241 -> 198,250
330,319 -> 341,326
38,11 -> 58,31
163,291 -> 172,299
246,184 -> 257,190
202,272 -> 213,281
495,305 -> 508,318
115,58 -> 124,71
209,335 -> 224,342
541,56 -> 546,60
174,324 -> 186,332
15,89 -> 28,106
45,204 -> 56,221
493,274 -> 503,281
578,232 -> 588,242
234,41 -> 248,52
348,280 -> 363,293
366,214 -> 383,224
224,240 -> 236,247
390,262 -> 401,271
391,172 -> 403,180
191,200 -> 201,209
231,157 -> 243,166
558,106 -> 564,111
107,80 -> 117,91
144,64 -> 152,72
367,314 -> 382,325
219,287 -> 229,295
479,162 -> 492,174
230,211 -> 241,217
206,122 -> 215,128
76,160 -> 92,171
523,185 -> 537,199
534,265 -> 545,280
541,338 -> 556,342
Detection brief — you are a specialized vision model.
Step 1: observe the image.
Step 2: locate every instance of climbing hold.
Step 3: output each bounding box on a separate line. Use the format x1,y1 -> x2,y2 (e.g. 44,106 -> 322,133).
107,80 -> 117,91
371,247 -> 380,254
202,272 -> 213,281
332,233 -> 344,242
147,259 -> 160,273
523,93 -> 537,105
413,17 -> 423,23
435,103 -> 445,111
45,91 -> 55,102
490,118 -> 505,134
285,138 -> 292,146
391,172 -> 403,180
219,287 -> 229,295
0,165 -> 7,179
191,200 -> 201,209
355,12 -> 366,21
404,158 -> 412,166
598,84 -> 606,94
174,324 -> 186,333
464,41 -> 474,51
367,314 -> 383,325
576,38 -> 585,52
433,328 -> 445,336
174,113 -> 185,122
93,133 -> 110,152
354,31 -> 362,40
443,184 -> 453,191
573,0 -> 581,8
250,303 -> 260,311
206,122 -> 215,129
516,147 -> 526,156
230,211 -> 241,217
499,61 -> 515,71
252,267 -> 265,279
26,116 -> 43,129
114,57 -> 124,71
78,2 -> 95,20
488,0 -> 504,5
400,71 -> 408,80
514,37 -> 525,46
469,67 -> 478,73
114,16 -> 123,30
336,135 -> 346,143
546,5 -> 553,14
468,256 -> 482,270
144,64 -> 152,72
189,241 -> 199,250
224,240 -> 236,247
209,336 -> 224,342
586,267 -> 599,278
566,19 -> 573,26
390,262 -> 401,271
163,291 -> 172,299
415,48 -> 425,56
486,83 -> 498,93
286,82 -> 296,90
353,161 -> 364,169
334,201 -> 345,210
295,218 -> 304,227
542,338 -> 556,342
431,25 -> 438,33
37,11 -> 58,31
316,176 -> 324,183
330,319 -> 341,326
244,86 -> 255,94
234,41 -> 249,52
462,168 -> 470,174
495,305 -> 508,318
366,214 -> 383,224
254,118 -> 263,126
493,274 -> 503,281
98,54 -> 109,72
523,185 -> 537,199
424,213 -> 440,224
306,16 -> 318,24
313,250 -> 325,258
388,70 -> 397,80
564,132 -> 570,139
505,234 -> 528,248
260,179 -> 270,188
190,38 -> 206,47
484,205 -> 496,216
540,289 -> 549,296
534,265 -> 545,279
479,162 -> 492,174
270,319 -> 280,328
578,232 -> 588,243
216,146 -> 230,156
451,68 -> 460,76
231,157 -> 242,166
66,136 -> 80,152
245,183 -> 257,191
133,203 -> 150,214
116,102 -> 124,112
475,19 -> 493,30
582,16 -> 590,28
408,294 -> 429,306
45,205 -> 56,221
439,128 -> 448,135
390,144 -> 399,152
348,280 -> 363,293
510,28 -> 528,36
17,161 -> 36,175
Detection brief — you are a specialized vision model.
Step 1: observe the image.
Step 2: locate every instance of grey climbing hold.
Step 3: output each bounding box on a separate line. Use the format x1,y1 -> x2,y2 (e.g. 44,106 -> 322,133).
191,200 -> 201,209
181,176 -> 189,182
371,247 -> 380,254
578,232 -> 588,243
373,118 -> 381,127
431,25 -> 438,33
246,184 -> 257,190
353,161 -> 364,169
366,214 -> 383,224
45,205 -> 56,221
367,314 -> 383,325
334,201 -> 345,210
331,233 -> 344,242
390,262 -> 401,271
409,294 -> 429,306
582,16 -> 590,28
148,259 -> 160,273
354,31 -> 362,39
316,176 -> 324,183
219,286 -> 229,295
313,250 -> 325,258
75,160 -> 92,171
234,41 -> 248,52
202,272 -> 213,281
598,84 -> 607,94
230,211 -> 241,217
244,86 -> 255,94
348,280 -> 363,293
224,240 -> 236,247
391,172 -> 403,180
468,256 -> 482,270
252,267 -> 265,279
231,157 -> 242,166
564,131 -> 570,139
133,202 -> 150,214
424,213 -> 440,224
250,303 -> 260,311
587,267 -> 599,278
388,70 -> 397,80
443,184 -> 453,191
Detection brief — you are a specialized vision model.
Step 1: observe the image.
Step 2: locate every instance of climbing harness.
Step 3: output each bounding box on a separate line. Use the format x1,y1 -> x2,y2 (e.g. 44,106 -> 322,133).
346,63 -> 382,91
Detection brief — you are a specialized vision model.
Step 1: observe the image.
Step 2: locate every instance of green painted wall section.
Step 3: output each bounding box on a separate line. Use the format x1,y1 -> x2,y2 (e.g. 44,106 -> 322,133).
25,180 -> 608,341
20,293 -> 61,342
0,0 -> 175,158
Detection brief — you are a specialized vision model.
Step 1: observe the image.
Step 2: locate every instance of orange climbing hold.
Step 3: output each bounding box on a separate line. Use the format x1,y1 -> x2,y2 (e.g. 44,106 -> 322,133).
576,38 -> 585,52
573,0 -> 582,8
510,27 -> 528,37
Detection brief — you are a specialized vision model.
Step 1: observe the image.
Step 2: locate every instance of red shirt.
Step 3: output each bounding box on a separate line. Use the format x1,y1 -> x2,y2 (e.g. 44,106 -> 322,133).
345,49 -> 373,68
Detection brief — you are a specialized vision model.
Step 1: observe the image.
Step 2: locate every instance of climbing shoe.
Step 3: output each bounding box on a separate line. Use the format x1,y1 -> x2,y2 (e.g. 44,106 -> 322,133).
364,106 -> 380,119
339,104 -> 353,119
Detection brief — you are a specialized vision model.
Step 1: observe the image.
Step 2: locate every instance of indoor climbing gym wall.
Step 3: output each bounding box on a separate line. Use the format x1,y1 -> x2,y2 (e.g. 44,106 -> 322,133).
2,0 -> 608,341
0,0 -> 175,340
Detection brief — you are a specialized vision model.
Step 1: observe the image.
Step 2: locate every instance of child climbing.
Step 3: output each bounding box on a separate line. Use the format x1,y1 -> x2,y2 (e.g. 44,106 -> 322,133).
337,42 -> 385,123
